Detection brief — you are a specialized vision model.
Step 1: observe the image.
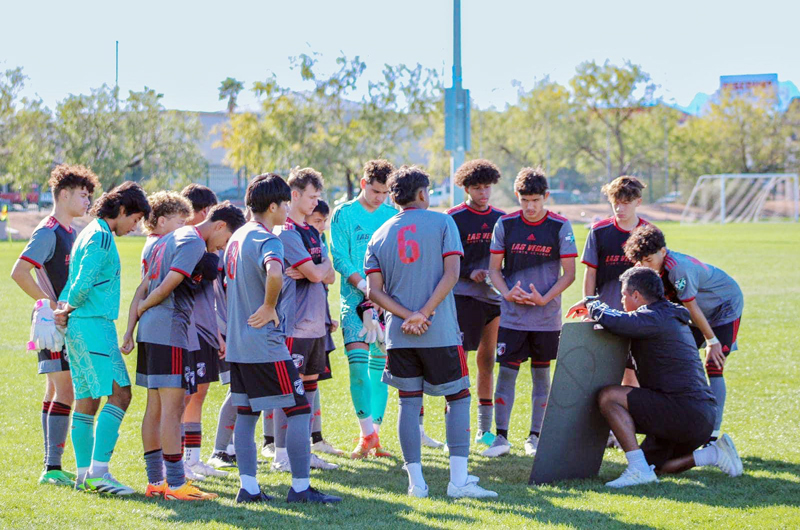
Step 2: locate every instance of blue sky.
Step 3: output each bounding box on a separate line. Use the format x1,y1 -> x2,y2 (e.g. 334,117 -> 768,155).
3,0 -> 798,112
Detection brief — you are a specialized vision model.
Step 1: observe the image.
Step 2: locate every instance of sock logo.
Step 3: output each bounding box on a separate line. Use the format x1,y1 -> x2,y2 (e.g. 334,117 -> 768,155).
294,379 -> 305,395
496,343 -> 506,357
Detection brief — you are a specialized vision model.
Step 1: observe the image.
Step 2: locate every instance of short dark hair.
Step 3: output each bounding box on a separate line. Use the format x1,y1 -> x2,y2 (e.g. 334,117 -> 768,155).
181,184 -> 218,212
245,173 -> 291,214
363,159 -> 394,185
620,267 -> 664,302
387,165 -> 430,206
89,181 -> 151,220
143,191 -> 192,233
313,199 -> 330,216
624,224 -> 667,263
514,167 -> 548,196
454,159 -> 501,188
602,176 -> 646,203
208,201 -> 246,233
288,167 -> 323,192
49,164 -> 100,199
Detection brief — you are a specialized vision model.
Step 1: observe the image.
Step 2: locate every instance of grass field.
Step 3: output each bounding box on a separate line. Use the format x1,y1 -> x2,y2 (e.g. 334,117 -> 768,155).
1,222 -> 799,529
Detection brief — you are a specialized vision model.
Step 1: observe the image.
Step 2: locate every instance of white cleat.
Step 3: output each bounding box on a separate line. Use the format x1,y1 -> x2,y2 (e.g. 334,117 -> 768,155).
524,434 -> 539,456
421,431 -> 444,449
311,439 -> 344,456
408,484 -> 429,498
271,458 -> 291,473
190,460 -> 229,478
481,435 -> 511,458
714,433 -> 743,477
605,465 -> 659,488
310,453 -> 339,470
261,442 -> 276,459
447,481 -> 498,498
184,461 -> 206,482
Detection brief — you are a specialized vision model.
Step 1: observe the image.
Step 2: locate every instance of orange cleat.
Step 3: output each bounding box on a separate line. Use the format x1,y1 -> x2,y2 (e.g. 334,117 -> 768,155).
145,482 -> 168,498
351,432 -> 380,459
373,443 -> 393,458
164,481 -> 219,501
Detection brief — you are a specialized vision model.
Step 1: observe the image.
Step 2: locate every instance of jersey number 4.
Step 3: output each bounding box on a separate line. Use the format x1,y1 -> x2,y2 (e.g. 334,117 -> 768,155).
397,225 -> 420,264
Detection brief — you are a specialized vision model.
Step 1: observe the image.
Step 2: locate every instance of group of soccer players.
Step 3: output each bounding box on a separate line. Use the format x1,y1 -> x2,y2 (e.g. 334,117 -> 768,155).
12,156 -> 744,502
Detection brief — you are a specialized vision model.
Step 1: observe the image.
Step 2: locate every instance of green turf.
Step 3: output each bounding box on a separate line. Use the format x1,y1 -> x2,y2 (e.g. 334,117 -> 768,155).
1,222 -> 799,528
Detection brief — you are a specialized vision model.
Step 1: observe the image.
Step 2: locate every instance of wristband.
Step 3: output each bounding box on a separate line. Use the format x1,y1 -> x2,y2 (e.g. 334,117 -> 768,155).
706,336 -> 720,346
357,279 -> 367,292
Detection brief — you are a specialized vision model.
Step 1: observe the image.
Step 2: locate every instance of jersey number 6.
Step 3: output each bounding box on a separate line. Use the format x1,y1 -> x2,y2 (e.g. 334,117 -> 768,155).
397,225 -> 420,264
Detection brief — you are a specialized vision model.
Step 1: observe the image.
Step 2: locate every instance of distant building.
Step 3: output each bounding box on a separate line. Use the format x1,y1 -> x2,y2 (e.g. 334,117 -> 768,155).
677,74 -> 800,116
196,111 -> 243,195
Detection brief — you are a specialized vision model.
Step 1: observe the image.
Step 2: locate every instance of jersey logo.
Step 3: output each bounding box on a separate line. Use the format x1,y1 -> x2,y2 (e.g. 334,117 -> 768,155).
675,277 -> 687,291
294,378 -> 305,395
527,234 -> 536,241
497,343 -> 506,356
565,232 -> 575,243
481,223 -> 489,230
354,224 -> 364,232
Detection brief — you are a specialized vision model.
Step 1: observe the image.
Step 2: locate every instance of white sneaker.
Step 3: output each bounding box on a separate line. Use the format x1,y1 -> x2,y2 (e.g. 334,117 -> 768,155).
310,453 -> 339,470
443,443 -> 450,454
714,433 -> 743,477
311,439 -> 344,456
447,481 -> 498,498
524,434 -> 539,456
190,460 -> 229,478
481,435 -> 511,457
261,442 -> 276,459
408,483 -> 429,498
605,465 -> 658,488
421,430 -> 444,449
183,461 -> 206,482
271,457 -> 291,473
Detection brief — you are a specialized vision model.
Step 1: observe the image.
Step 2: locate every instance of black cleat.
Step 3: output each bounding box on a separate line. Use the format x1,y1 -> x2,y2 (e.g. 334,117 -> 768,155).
287,486 -> 342,504
236,488 -> 275,503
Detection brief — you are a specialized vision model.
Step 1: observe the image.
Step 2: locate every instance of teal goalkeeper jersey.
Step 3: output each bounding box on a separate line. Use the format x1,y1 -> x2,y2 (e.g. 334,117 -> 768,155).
330,197 -> 396,310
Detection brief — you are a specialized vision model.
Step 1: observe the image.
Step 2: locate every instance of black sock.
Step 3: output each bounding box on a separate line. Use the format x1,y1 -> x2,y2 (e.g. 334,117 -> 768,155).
263,435 -> 274,446
497,429 -> 508,439
311,431 -> 323,444
45,465 -> 62,472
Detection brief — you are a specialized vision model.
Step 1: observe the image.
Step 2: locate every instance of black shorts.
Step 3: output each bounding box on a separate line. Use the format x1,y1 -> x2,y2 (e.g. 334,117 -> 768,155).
37,347 -> 70,375
229,360 -> 310,414
383,346 -> 470,396
691,317 -> 742,377
135,342 -> 197,394
626,353 -> 636,371
496,328 -> 560,369
455,296 -> 501,351
627,387 -> 716,469
288,337 -> 327,376
189,336 -> 220,385
317,352 -> 333,381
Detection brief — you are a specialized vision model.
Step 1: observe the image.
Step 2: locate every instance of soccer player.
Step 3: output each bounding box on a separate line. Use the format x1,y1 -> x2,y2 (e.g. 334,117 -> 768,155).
53,181 -> 151,494
483,167 -> 577,458
624,224 -> 744,442
124,201 -> 244,500
446,159 -> 505,447
224,173 -> 341,503
364,165 -> 497,499
568,267 -> 742,487
11,165 -> 97,486
272,167 -> 338,471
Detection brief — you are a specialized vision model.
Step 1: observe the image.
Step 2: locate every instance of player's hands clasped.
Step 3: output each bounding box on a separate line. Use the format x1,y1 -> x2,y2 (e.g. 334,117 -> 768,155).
401,312 -> 431,336
470,269 -> 488,283
248,304 -> 280,329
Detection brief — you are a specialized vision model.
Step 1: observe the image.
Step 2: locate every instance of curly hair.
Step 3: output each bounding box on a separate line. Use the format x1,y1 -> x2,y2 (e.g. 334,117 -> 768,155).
181,184 -> 218,212
514,167 -> 548,196
288,167 -> 324,192
363,159 -> 395,185
602,176 -> 646,203
454,159 -> 501,188
49,164 -> 100,199
89,181 -> 151,220
143,191 -> 192,234
388,165 -> 430,206
624,224 -> 667,263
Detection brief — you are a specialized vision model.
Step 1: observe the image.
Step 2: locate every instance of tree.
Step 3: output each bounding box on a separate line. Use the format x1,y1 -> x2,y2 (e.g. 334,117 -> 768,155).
219,77 -> 244,114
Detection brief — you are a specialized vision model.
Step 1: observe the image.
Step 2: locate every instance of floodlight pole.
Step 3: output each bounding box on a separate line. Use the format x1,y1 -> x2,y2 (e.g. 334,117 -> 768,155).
446,0 -> 469,206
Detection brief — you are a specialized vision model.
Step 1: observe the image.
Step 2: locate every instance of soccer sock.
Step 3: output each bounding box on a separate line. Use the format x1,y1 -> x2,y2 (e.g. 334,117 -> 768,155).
693,444 -> 720,467
303,381 -> 318,439
233,407 -> 260,486
46,402 -> 71,470
368,343 -> 389,426
531,365 -> 551,435
71,412 -> 95,479
444,391 -> 471,459
164,453 -> 185,489
183,422 -> 202,465
180,423 -> 186,454
449,456 -> 469,488
41,401 -> 51,468
213,390 -> 236,453
263,409 -> 274,444
310,389 -> 323,442
347,348 -> 372,423
144,449 -> 165,485
274,408 -> 288,450
358,416 -> 375,437
709,376 -> 726,436
478,399 -> 493,434
285,412 -> 311,486
625,449 -> 650,473
494,366 -> 519,436
405,462 -> 425,489
91,404 -> 125,472
398,393 -> 423,466
241,474 -> 260,496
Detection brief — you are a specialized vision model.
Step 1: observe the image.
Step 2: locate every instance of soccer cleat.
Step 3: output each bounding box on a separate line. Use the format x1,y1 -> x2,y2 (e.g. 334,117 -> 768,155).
84,473 -> 135,495
481,435 -> 511,458
605,465 -> 659,488
207,451 -> 236,469
447,481 -> 498,499
351,432 -> 380,459
184,461 -> 206,482
271,458 -> 292,473
189,461 -> 229,478
524,434 -> 540,456
373,443 -> 393,458
145,482 -> 168,498
714,433 -> 743,477
261,442 -> 276,459
287,486 -> 342,504
236,488 -> 274,503
475,431 -> 496,447
311,439 -> 344,456
408,484 -> 429,498
310,453 -> 339,470
39,469 -> 75,487
165,481 -> 219,501
421,431 -> 444,449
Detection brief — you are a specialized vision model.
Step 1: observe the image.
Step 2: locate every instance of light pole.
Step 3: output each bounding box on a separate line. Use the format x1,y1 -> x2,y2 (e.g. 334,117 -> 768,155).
445,0 -> 471,206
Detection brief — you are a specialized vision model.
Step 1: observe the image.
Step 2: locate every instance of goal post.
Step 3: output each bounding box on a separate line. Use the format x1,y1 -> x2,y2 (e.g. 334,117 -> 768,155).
681,173 -> 800,224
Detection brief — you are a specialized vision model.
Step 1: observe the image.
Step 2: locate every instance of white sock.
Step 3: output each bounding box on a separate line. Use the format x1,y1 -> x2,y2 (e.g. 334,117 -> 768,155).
359,416 -> 375,436
449,456 -> 469,487
292,477 -> 310,492
76,467 -> 89,482
405,462 -> 426,489
227,442 -> 236,456
88,460 -> 109,479
274,446 -> 288,462
419,424 -> 426,436
693,445 -> 719,467
373,423 -> 381,434
624,449 -> 650,473
185,447 -> 200,465
240,474 -> 260,495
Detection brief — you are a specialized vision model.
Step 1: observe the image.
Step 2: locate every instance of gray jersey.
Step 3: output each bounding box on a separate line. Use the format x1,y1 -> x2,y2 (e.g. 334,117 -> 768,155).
137,225 -> 206,349
276,218 -> 317,337
664,249 -> 743,326
223,221 -> 290,364
213,249 -> 227,336
193,252 -> 220,348
20,216 -> 76,301
490,210 -> 578,331
364,208 -> 464,349
140,234 -> 163,280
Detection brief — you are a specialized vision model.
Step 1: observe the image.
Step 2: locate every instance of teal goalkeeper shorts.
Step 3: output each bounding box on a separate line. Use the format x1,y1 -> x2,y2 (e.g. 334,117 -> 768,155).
66,316 -> 130,400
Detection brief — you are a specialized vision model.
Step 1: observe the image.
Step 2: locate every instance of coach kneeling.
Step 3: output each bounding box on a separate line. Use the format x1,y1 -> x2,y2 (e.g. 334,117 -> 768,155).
571,267 -> 743,488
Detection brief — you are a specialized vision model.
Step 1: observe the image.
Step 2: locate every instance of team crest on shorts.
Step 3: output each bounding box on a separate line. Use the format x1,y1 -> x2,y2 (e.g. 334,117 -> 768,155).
294,379 -> 305,395
184,367 -> 196,386
197,362 -> 206,378
292,354 -> 304,368
497,343 -> 506,357
675,277 -> 687,291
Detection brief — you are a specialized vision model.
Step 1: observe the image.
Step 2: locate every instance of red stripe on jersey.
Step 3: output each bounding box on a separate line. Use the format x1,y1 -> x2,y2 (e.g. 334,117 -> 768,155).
591,217 -> 615,230
581,260 -> 598,269
547,211 -> 569,222
560,253 -> 578,258
170,267 -> 191,278
490,249 -> 505,254
443,251 -> 464,258
285,337 -> 294,353
680,297 -> 695,303
445,204 -> 468,215
19,255 -> 42,269
457,345 -> 469,377
365,268 -> 381,275
291,257 -> 312,268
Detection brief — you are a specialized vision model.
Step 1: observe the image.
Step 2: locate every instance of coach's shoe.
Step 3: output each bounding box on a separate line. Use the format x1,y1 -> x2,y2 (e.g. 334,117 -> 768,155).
311,439 -> 344,456
408,483 -> 429,498
351,432 -> 380,459
261,442 -> 276,459
236,487 -> 274,503
475,431 -> 496,447
605,465 -> 658,488
714,433 -> 743,477
207,451 -> 236,469
447,481 -> 498,499
39,469 -> 76,487
421,428 -> 444,449
287,486 -> 342,504
310,453 -> 339,470
165,482 -> 219,501
271,457 -> 292,473
481,435 -> 511,458
524,434 -> 540,456
85,473 -> 135,495
190,461 -> 229,478
184,461 -> 206,482
145,482 -> 168,498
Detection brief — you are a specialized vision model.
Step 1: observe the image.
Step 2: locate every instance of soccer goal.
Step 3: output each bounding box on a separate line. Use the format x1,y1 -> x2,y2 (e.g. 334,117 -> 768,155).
681,173 -> 799,223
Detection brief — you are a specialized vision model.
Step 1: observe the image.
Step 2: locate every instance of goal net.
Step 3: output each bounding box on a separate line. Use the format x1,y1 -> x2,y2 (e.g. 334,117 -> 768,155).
681,173 -> 799,223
